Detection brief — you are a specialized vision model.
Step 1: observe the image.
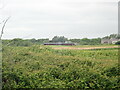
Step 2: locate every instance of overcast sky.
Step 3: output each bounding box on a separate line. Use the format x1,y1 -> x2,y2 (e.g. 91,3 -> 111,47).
0,0 -> 119,39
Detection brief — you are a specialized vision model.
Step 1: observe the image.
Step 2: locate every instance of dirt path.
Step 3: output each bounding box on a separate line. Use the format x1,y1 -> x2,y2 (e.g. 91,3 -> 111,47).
53,46 -> 119,50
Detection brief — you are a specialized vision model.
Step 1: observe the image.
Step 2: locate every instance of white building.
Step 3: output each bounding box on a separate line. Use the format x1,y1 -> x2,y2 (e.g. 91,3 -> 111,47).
101,38 -> 120,44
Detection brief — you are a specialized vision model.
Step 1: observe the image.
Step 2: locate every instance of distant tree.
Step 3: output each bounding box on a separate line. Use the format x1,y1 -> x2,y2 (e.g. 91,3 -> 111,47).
51,36 -> 58,42
10,38 -> 32,46
109,34 -> 117,38
80,38 -> 90,45
30,38 -> 36,43
90,38 -> 101,45
52,36 -> 68,42
37,39 -> 49,44
102,34 -> 120,39
69,39 -> 80,43
117,34 -> 120,39
102,36 -> 110,39
69,38 -> 101,45
43,39 -> 49,43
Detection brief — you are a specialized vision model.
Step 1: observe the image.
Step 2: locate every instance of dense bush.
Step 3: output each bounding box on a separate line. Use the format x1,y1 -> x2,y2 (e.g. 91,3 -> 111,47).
2,45 -> 119,89
115,41 -> 120,45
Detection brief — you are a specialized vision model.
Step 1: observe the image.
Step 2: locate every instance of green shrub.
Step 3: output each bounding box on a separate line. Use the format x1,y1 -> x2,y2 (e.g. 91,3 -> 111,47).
2,45 -> 119,89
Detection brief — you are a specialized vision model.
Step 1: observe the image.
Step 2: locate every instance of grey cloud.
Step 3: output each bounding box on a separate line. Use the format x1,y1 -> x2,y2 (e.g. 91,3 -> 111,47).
1,0 -> 118,39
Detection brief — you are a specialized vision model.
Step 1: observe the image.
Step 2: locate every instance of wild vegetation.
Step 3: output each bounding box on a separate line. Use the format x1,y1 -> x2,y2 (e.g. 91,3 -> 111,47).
2,45 -> 119,89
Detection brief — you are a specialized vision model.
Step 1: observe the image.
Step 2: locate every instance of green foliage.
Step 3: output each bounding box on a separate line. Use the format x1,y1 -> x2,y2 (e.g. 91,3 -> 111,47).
52,36 -> 68,42
2,38 -> 49,46
69,38 -> 101,45
103,34 -> 120,39
115,41 -> 120,45
2,45 -> 119,89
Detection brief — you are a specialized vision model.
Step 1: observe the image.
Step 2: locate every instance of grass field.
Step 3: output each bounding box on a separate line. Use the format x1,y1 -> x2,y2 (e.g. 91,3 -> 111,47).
2,45 -> 120,89
50,45 -> 118,50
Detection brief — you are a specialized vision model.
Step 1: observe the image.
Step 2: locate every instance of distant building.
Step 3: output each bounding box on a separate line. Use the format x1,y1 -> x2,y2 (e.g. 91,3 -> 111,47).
101,38 -> 120,44
101,39 -> 111,44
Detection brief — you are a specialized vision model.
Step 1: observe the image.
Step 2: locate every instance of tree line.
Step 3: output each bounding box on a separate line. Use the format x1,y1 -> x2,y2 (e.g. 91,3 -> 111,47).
2,34 -> 120,46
